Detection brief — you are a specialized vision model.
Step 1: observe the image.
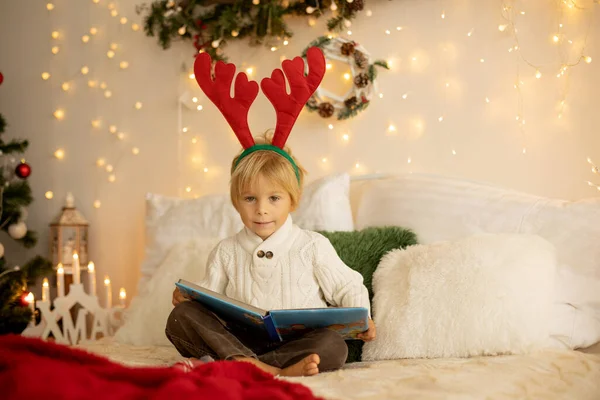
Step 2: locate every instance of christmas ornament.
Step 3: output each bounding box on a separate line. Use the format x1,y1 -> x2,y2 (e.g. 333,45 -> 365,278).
318,102 -> 335,118
15,162 -> 31,179
302,36 -> 389,120
0,72 -> 3,86
8,222 -> 27,240
0,242 -> 4,258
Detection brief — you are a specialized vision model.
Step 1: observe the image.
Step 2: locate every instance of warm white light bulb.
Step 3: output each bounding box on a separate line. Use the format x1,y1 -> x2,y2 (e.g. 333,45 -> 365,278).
535,70 -> 542,79
90,27 -> 98,35
51,46 -> 60,54
584,56 -> 592,64
51,31 -> 59,39
132,147 -> 140,155
42,72 -> 51,80
108,174 -> 116,182
342,134 -> 350,141
343,73 -> 351,80
132,23 -> 140,31
96,158 -> 106,167
45,191 -> 54,199
107,50 -> 115,59
106,164 -> 114,172
120,17 -> 128,25
192,97 -> 198,103
120,61 -> 129,69
82,35 -> 90,43
61,82 -> 71,91
81,66 -> 89,75
54,148 -> 65,159
53,109 -> 65,120
104,90 -> 112,98
135,102 -> 142,109
196,105 -> 203,111
109,125 -> 117,134
93,200 -> 101,209
328,124 -> 334,130
47,3 -> 55,10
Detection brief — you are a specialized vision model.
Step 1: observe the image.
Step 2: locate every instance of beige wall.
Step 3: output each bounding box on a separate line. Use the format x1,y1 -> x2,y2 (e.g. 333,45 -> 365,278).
0,0 -> 598,304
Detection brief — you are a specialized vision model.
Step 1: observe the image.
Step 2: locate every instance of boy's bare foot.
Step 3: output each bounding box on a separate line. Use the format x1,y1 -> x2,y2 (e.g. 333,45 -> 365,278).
232,354 -> 320,377
279,354 -> 320,377
232,356 -> 282,376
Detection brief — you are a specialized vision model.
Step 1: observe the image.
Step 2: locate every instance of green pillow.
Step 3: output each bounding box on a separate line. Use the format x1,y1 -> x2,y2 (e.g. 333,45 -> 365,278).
318,226 -> 418,363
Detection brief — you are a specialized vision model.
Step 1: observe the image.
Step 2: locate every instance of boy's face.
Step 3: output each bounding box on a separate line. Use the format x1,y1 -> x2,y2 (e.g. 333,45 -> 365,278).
237,174 -> 294,240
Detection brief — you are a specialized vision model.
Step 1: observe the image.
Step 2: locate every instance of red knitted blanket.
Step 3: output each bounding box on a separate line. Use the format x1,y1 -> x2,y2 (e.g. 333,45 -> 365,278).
0,335 -> 321,400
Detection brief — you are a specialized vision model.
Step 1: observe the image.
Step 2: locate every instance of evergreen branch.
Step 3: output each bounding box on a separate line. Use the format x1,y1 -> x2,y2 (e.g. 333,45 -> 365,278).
337,101 -> 370,120
301,36 -> 331,57
368,64 -> 377,82
0,113 -> 6,134
373,60 -> 390,69
326,15 -> 345,31
22,255 -> 53,285
17,231 -> 38,249
0,139 -> 29,154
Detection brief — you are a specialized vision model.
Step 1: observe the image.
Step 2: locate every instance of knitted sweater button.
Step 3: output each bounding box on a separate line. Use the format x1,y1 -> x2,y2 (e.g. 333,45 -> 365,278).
257,250 -> 265,258
265,251 -> 273,259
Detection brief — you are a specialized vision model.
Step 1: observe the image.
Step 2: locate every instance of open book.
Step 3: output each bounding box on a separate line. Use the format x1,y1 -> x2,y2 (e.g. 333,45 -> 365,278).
175,279 -> 369,342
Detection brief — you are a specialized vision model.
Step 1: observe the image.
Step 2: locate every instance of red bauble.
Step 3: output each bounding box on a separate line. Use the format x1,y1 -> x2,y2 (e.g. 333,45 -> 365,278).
15,162 -> 31,179
0,72 -> 4,86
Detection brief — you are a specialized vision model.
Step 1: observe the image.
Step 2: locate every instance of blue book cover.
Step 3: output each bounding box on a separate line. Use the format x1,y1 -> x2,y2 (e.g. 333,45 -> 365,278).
175,279 -> 369,342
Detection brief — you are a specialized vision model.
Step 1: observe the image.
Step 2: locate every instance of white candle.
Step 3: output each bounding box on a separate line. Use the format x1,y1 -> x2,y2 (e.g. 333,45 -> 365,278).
25,292 -> 35,314
72,252 -> 81,284
119,288 -> 127,307
42,278 -> 50,302
104,276 -> 112,308
88,262 -> 96,296
57,264 -> 65,297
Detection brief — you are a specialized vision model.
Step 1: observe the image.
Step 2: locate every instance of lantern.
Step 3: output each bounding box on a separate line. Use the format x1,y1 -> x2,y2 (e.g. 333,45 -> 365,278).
49,193 -> 89,274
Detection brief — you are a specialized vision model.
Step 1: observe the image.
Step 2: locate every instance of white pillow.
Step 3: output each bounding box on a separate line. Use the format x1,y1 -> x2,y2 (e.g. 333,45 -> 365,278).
362,234 -> 557,361
115,238 -> 220,346
138,173 -> 354,292
355,173 -> 600,348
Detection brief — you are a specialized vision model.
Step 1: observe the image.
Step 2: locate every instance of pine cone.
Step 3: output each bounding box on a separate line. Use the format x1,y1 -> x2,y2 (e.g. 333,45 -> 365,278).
348,0 -> 364,12
341,42 -> 355,56
344,96 -> 358,108
354,50 -> 368,69
354,73 -> 370,88
318,102 -> 335,118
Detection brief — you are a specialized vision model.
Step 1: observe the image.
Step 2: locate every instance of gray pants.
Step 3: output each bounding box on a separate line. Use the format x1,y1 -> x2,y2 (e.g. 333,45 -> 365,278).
165,301 -> 348,371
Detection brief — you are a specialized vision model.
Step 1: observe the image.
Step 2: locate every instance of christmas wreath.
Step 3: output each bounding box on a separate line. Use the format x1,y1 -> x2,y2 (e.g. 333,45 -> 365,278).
301,36 -> 388,120
136,0 -> 367,62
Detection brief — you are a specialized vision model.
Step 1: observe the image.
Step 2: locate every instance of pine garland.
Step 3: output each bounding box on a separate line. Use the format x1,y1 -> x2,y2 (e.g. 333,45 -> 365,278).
137,0 -> 367,62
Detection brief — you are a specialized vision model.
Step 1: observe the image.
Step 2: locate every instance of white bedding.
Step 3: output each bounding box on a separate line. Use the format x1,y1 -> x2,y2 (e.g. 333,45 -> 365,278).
77,338 -> 600,400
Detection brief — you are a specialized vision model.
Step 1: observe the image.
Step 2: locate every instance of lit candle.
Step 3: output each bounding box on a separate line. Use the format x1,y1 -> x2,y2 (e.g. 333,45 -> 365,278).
72,252 -> 81,284
25,292 -> 35,314
119,288 -> 127,307
42,278 -> 50,301
88,262 -> 96,296
104,276 -> 112,308
57,264 -> 65,297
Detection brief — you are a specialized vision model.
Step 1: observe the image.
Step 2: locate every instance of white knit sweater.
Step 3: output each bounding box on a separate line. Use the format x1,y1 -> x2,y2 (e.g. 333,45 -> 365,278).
199,215 -> 371,315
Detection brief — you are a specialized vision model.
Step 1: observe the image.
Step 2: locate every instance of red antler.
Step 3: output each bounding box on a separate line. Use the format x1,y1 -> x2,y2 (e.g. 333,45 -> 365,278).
193,52 -> 259,149
261,46 -> 326,149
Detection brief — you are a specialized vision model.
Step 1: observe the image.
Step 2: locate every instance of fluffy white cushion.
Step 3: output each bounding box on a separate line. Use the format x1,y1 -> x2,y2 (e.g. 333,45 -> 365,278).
362,234 -> 557,361
138,173 -> 354,292
115,238 -> 220,346
355,173 -> 600,349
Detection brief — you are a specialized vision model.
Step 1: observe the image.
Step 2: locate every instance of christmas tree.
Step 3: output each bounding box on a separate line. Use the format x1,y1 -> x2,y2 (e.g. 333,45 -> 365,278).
0,71 -> 52,335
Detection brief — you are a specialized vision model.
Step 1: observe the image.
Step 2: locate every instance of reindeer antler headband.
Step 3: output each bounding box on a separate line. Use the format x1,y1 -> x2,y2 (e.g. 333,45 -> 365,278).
193,47 -> 326,183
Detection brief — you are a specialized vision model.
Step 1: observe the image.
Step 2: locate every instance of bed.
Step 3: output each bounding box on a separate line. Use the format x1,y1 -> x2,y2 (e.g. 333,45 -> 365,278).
77,338 -> 600,399
77,173 -> 600,399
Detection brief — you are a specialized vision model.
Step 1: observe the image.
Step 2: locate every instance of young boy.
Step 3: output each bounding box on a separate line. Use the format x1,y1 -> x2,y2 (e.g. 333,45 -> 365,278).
166,134 -> 376,377
166,46 -> 375,377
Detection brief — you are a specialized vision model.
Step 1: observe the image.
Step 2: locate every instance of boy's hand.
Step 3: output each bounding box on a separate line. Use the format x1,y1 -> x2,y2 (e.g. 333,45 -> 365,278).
357,318 -> 376,342
172,287 -> 189,306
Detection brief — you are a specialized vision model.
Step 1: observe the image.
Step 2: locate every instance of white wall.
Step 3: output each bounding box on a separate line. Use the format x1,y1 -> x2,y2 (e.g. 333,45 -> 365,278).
0,0 -> 598,303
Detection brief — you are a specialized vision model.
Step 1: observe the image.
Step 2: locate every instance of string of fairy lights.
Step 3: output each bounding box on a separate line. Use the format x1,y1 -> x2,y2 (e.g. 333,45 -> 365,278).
178,0 -> 598,197
42,0 -> 144,208
39,0 -> 599,200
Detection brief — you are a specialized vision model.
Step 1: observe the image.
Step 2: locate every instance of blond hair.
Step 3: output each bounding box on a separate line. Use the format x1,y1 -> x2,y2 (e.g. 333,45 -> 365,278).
230,131 -> 307,211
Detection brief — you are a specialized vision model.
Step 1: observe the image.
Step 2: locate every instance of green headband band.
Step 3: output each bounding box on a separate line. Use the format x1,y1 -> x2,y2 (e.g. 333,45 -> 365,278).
234,144 -> 301,184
